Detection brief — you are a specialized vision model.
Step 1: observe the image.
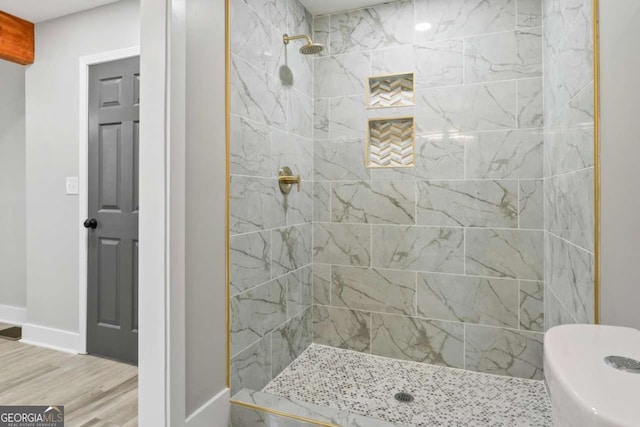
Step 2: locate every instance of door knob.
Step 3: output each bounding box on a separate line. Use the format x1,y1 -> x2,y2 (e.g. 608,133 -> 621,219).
83,218 -> 98,229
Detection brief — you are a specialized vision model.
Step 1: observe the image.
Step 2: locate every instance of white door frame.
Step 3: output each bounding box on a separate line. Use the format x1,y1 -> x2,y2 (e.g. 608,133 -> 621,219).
77,1 -> 189,424
78,46 -> 141,355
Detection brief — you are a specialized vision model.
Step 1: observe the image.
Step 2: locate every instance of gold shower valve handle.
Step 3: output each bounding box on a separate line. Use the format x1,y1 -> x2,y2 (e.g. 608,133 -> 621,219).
279,175 -> 301,190
278,167 -> 301,194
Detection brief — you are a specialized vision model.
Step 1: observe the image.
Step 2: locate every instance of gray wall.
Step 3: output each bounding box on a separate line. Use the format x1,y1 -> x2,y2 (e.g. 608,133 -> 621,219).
25,0 -> 140,332
0,59 -> 26,310
185,0 -> 228,416
229,0 -> 314,396
542,0 -> 595,328
311,0 -> 544,380
600,0 -> 640,330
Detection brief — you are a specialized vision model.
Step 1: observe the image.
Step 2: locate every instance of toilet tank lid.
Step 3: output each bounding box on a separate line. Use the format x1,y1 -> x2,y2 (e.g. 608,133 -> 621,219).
545,324 -> 640,425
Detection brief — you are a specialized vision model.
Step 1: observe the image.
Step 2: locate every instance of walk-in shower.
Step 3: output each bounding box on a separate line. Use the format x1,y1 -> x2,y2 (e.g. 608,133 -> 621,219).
228,0 -> 597,425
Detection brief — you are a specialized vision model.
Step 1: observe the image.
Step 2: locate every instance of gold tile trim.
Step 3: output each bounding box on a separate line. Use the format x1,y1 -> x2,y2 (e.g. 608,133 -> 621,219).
230,400 -> 339,427
593,0 -> 600,324
226,0 -> 231,388
366,116 -> 415,168
366,71 -> 415,109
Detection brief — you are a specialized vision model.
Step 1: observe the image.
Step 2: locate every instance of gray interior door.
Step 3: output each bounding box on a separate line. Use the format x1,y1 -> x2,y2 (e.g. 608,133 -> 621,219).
86,56 -> 139,364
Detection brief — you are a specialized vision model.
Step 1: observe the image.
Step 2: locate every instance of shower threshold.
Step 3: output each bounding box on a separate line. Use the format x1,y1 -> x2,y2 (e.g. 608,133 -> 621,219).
253,343 -> 552,427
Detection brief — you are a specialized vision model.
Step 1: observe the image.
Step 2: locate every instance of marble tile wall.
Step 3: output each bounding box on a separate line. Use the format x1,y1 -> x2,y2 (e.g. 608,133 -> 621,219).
229,0 -> 314,397
227,0 -> 594,392
312,0 -> 545,380
542,0 -> 595,328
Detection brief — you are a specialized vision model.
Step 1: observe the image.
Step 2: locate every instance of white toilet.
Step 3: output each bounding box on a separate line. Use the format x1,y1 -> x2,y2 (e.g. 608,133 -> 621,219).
544,324 -> 640,426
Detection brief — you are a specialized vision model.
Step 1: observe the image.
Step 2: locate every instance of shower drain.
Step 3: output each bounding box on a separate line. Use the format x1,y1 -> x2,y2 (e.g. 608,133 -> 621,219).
394,392 -> 415,403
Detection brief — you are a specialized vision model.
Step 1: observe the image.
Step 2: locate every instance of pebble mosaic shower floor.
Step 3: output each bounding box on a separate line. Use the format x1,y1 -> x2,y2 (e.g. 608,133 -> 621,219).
263,344 -> 552,427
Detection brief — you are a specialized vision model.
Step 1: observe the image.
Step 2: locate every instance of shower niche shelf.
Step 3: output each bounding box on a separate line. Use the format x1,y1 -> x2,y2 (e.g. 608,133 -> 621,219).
367,72 -> 415,109
367,116 -> 415,168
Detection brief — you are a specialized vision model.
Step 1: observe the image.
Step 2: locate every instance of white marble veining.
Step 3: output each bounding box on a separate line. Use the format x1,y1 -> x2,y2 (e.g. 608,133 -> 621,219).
231,278 -> 287,356
371,45 -> 415,76
312,263 -> 331,306
329,0 -> 414,54
314,53 -> 370,98
544,232 -> 594,324
332,265 -> 416,315
371,225 -> 464,273
230,0 -> 315,395
230,230 -> 272,296
465,129 -> 543,179
464,324 -> 544,379
231,336 -> 272,396
543,0 -> 593,124
518,77 -> 544,129
232,0 -> 283,76
332,181 -> 416,225
417,273 -> 519,328
231,55 -> 288,129
545,168 -> 594,251
519,179 -> 544,229
242,0 -> 288,32
465,228 -> 543,280
416,81 -> 517,133
313,182 -> 331,222
542,0 -> 595,331
518,0 -> 543,27
314,138 -> 370,181
544,283 -> 577,331
230,115 -> 272,177
272,224 -> 312,276
414,40 -> 464,88
329,95 -> 367,139
230,176 -> 284,234
313,305 -> 371,352
313,223 -> 371,267
313,15 -> 330,57
520,280 -> 544,331
416,180 -> 518,228
465,29 -> 542,84
371,313 -> 465,368
415,0 -> 517,42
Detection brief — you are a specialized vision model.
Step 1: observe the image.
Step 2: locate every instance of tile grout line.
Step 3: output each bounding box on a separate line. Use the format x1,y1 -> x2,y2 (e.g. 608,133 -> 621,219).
311,303 -> 539,336
310,261 -> 543,283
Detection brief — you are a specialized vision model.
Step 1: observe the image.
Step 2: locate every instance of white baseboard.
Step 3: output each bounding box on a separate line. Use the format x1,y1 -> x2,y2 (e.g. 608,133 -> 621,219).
186,388 -> 230,427
0,304 -> 27,325
21,323 -> 81,354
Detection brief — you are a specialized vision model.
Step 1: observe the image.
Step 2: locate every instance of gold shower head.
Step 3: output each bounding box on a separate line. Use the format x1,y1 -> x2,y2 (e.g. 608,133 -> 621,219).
283,33 -> 325,55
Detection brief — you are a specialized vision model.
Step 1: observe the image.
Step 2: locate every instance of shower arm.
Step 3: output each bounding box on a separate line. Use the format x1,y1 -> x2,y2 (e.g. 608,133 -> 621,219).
283,34 -> 312,45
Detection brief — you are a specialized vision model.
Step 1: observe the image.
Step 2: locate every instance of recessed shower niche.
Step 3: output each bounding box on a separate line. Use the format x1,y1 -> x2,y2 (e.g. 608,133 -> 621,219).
367,72 -> 415,109
367,116 -> 415,168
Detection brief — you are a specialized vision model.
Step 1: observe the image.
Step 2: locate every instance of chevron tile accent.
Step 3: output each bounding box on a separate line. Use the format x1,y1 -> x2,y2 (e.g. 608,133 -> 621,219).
367,117 -> 415,168
368,73 -> 414,109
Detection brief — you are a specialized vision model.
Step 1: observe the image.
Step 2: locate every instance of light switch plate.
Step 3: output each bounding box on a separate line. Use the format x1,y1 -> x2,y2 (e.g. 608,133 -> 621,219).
66,177 -> 79,195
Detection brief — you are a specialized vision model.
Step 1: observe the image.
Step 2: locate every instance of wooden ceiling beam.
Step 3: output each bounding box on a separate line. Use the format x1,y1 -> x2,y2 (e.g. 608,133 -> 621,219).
0,10 -> 34,65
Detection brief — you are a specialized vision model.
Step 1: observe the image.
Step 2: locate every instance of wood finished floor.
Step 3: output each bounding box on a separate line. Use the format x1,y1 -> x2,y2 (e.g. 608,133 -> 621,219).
0,338 -> 138,426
